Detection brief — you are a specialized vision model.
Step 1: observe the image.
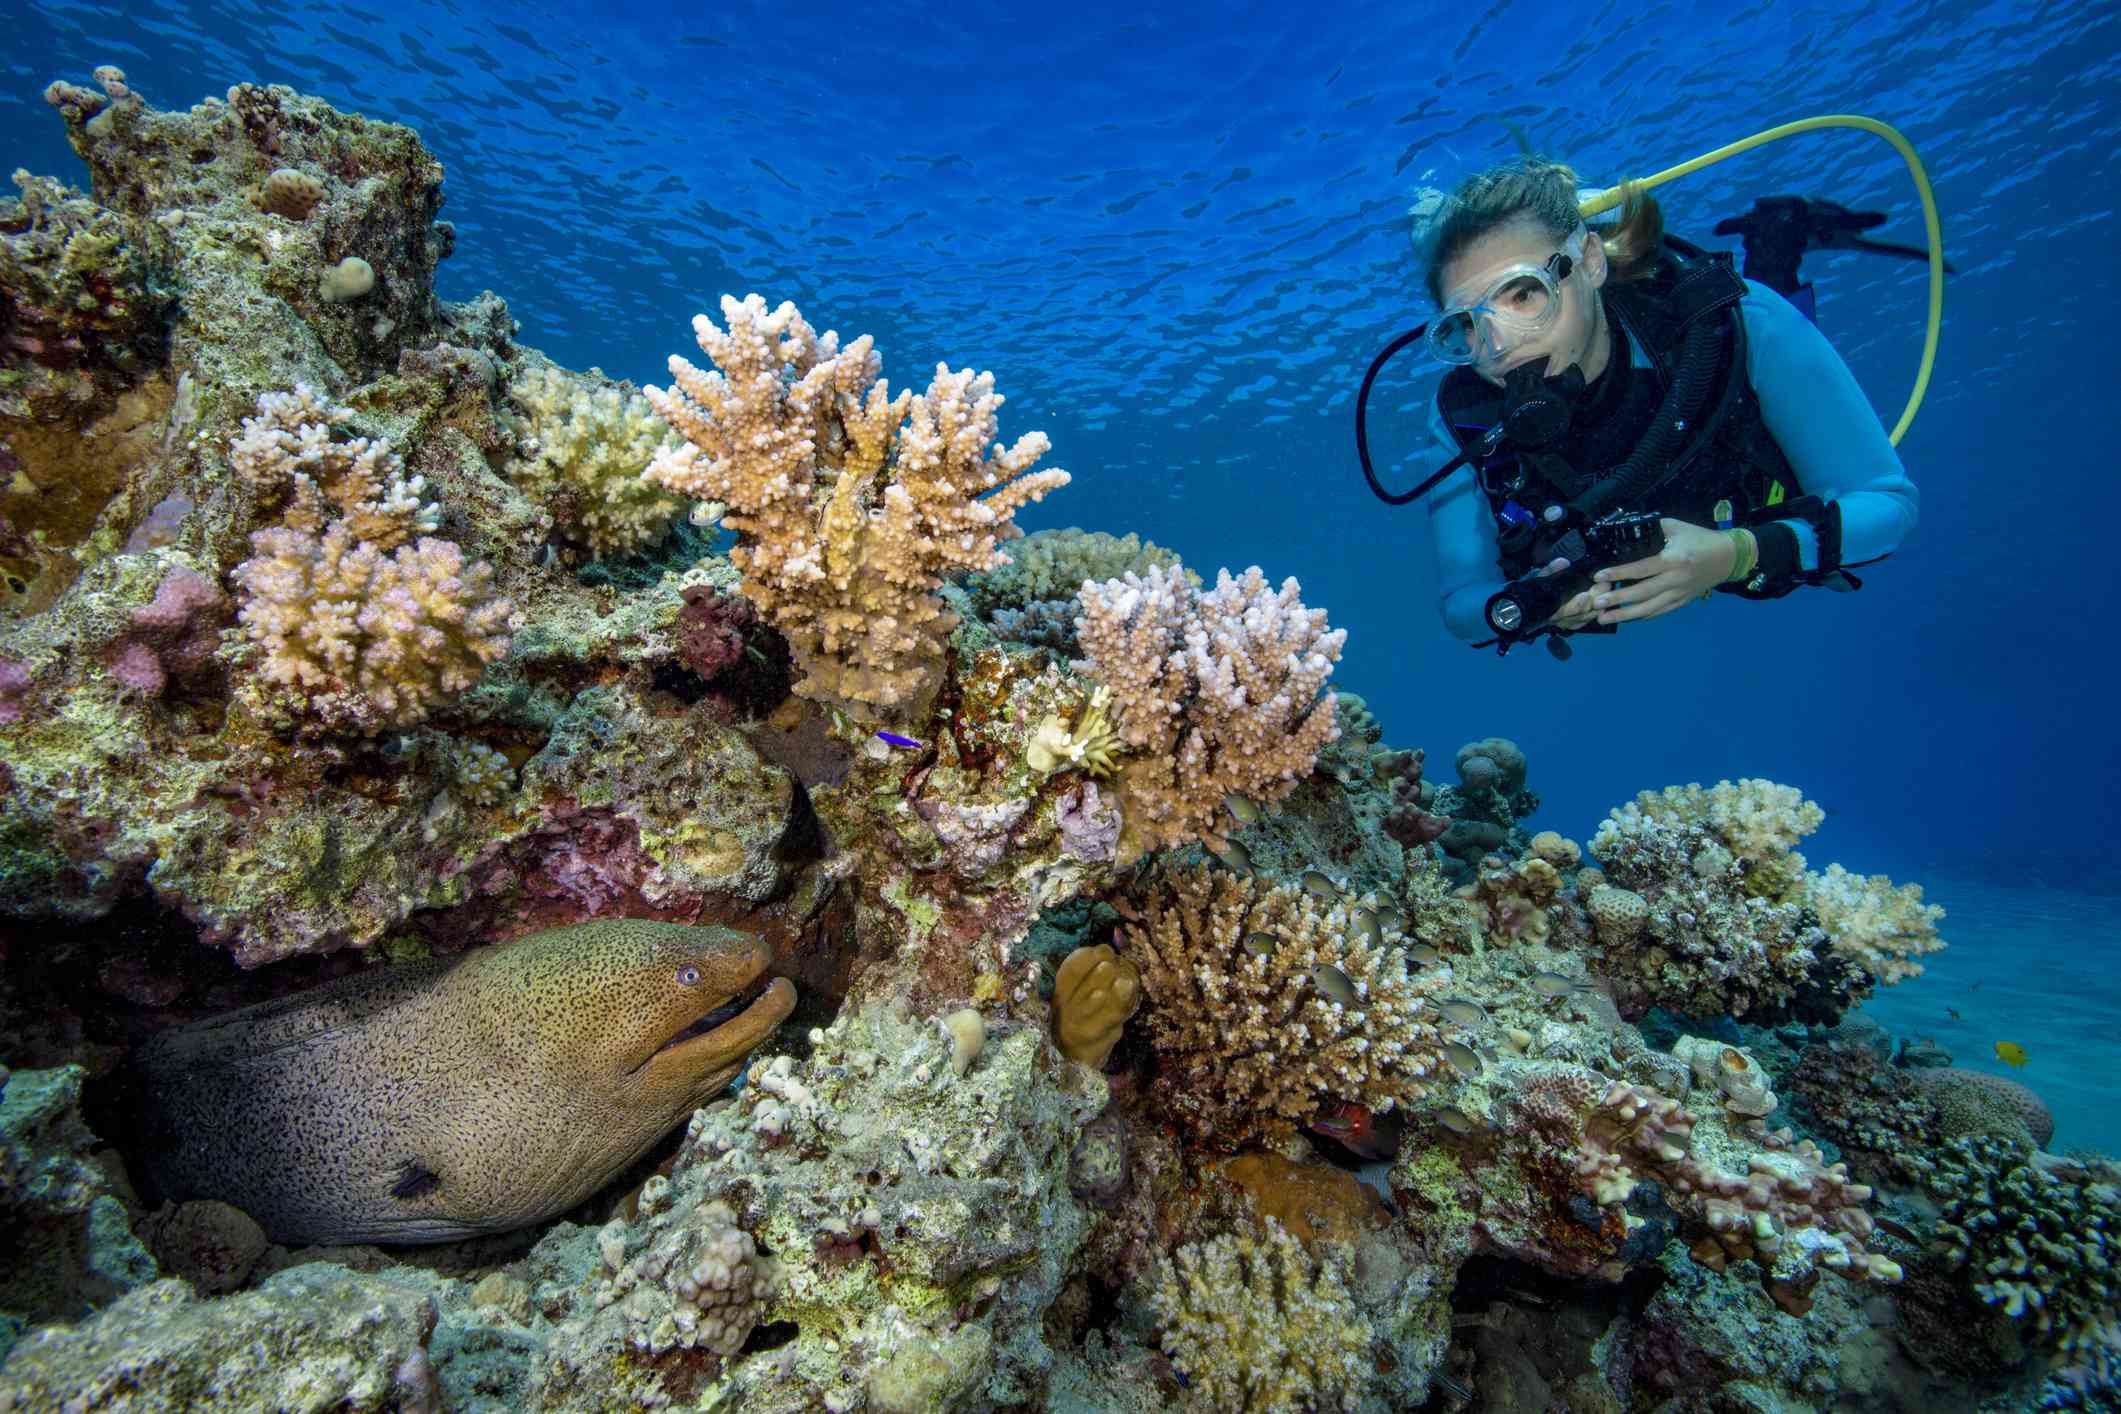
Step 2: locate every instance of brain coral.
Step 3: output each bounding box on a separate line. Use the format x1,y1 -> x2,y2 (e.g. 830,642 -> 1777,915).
1911,1067 -> 2055,1149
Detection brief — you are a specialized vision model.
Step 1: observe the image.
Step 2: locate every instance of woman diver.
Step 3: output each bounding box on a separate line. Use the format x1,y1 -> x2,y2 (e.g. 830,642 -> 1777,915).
1399,157 -> 1920,653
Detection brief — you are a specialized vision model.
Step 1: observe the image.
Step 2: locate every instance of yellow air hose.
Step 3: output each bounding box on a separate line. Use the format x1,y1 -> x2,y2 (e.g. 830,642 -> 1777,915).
1578,115 -> 1946,446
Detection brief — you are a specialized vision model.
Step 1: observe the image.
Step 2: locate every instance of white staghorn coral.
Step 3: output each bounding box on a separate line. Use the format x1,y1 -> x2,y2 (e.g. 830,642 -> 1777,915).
642,294 -> 1068,716
1073,563 -> 1343,857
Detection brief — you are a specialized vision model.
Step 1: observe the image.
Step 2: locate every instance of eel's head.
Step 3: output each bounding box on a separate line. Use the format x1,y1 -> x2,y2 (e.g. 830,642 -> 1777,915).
526,919 -> 796,1116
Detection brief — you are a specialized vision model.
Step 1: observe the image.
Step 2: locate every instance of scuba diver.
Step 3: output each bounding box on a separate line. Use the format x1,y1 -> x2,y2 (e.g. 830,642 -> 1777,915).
1359,153 -> 1942,656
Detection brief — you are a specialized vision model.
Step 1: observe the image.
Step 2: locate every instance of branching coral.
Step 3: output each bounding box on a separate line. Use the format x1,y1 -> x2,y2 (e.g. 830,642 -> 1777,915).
1073,563 -> 1343,857
1575,1076 -> 1901,1314
1911,1137 -> 2121,1393
1804,862 -> 1946,985
228,385 -> 515,732
501,364 -> 698,560
1597,779 -> 1822,903
1151,1216 -> 1373,1413
1582,799 -> 1837,1022
643,293 -> 1068,717
1590,781 -> 1945,1015
1122,864 -> 1447,1149
1782,1040 -> 1944,1184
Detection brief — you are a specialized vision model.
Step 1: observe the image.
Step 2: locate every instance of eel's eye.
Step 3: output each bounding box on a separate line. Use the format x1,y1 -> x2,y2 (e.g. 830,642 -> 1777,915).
677,964 -> 702,986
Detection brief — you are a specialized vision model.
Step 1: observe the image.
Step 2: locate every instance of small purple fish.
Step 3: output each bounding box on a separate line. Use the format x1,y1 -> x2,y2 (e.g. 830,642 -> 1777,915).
874,731 -> 923,750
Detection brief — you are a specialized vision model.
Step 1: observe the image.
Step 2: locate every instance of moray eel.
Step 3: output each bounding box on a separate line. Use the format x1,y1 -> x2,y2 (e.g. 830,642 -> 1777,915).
134,919 -> 795,1245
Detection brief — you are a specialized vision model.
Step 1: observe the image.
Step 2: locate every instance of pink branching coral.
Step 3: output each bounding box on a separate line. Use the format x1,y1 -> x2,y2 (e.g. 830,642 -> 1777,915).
228,386 -> 515,732
642,294 -> 1069,718
1073,563 -> 1343,858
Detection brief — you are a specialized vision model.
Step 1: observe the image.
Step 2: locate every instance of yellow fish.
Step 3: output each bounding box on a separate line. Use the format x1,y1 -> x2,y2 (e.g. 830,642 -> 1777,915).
1994,1040 -> 2029,1068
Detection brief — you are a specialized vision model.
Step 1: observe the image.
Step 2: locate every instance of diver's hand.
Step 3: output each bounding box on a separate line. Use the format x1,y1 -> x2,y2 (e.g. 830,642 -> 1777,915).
1590,520 -> 1738,624
1529,556 -> 1600,632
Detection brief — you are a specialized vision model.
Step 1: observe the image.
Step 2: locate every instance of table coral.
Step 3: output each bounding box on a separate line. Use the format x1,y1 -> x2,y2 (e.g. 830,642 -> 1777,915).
1122,864 -> 1448,1149
643,293 -> 1068,718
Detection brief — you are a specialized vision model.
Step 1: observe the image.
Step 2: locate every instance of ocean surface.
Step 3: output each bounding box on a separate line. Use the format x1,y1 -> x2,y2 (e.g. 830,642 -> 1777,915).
4,0 -> 2115,1147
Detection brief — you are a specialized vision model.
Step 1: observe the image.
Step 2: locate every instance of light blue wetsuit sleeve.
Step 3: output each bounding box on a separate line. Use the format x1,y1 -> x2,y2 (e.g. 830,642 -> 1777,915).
1424,403 -> 1504,643
1740,279 -> 1919,570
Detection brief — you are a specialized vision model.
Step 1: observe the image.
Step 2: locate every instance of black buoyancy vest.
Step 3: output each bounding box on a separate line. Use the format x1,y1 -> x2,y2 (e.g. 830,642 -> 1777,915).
1436,236 -> 1829,593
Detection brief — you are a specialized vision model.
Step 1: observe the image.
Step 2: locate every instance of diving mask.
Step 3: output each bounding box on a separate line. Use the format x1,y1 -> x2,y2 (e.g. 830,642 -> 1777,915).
1427,228 -> 1587,365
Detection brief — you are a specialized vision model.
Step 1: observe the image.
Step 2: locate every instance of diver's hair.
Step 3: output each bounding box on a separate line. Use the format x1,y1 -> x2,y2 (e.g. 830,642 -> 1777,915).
1416,156 -> 1666,303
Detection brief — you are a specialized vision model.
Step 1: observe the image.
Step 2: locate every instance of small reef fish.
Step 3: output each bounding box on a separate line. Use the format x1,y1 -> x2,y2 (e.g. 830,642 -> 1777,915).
131,919 -> 796,1245
1223,793 -> 1261,826
873,730 -> 923,749
1441,1040 -> 1484,1076
1404,942 -> 1443,967
1529,971 -> 1598,998
1351,907 -> 1382,948
1211,837 -> 1254,873
1243,931 -> 1278,959
1438,998 -> 1489,1028
1308,1098 -> 1406,1163
1433,1106 -> 1482,1136
1301,870 -> 1342,900
1995,1040 -> 2029,1068
1312,963 -> 1361,1007
1946,1007 -> 1963,1022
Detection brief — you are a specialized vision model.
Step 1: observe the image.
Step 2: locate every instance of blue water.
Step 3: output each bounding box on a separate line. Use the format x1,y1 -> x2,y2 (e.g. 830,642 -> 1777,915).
5,2 -> 2116,1147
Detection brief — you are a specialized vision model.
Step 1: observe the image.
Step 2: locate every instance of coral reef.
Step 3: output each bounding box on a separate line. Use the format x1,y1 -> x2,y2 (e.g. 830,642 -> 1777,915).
1910,1137 -> 2121,1393
230,385 -> 517,732
535,998 -> 1107,1411
1074,563 -> 1344,858
500,362 -> 697,562
0,1065 -> 156,1361
1123,864 -> 1448,1149
0,62 -> 2014,1414
0,1266 -> 443,1412
1151,1216 -> 1372,1412
643,293 -> 1069,718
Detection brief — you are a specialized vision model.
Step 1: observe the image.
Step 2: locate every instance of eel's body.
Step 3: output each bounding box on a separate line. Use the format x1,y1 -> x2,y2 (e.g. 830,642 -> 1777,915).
134,919 -> 795,1245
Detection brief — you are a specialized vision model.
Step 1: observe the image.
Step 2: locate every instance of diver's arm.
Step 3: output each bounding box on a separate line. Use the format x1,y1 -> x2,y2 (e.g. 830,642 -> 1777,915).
1741,279 -> 1919,573
1425,410 -> 1505,643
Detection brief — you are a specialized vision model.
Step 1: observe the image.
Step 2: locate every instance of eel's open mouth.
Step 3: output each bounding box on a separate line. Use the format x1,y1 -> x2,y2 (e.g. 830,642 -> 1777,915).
660,968 -> 781,1053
